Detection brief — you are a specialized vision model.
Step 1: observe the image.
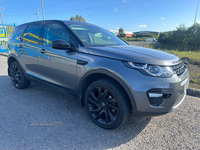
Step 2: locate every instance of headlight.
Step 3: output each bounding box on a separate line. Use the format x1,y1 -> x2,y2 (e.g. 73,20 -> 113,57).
123,62 -> 174,78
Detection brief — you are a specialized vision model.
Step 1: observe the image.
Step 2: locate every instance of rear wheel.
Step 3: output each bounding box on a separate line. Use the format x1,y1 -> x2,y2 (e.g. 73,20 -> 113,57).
9,61 -> 31,89
85,79 -> 130,130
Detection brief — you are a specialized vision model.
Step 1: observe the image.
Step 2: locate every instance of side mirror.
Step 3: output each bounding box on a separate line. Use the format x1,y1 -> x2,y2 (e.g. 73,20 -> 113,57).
52,39 -> 74,50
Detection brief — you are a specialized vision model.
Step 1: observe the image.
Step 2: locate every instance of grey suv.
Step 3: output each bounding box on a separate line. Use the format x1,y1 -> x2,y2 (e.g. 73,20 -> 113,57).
7,20 -> 189,129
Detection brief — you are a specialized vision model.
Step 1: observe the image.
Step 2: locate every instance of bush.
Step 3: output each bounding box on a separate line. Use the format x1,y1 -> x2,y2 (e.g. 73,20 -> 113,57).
158,24 -> 200,51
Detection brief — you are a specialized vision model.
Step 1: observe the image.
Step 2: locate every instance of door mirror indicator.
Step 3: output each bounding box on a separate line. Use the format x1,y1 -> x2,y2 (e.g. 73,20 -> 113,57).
52,39 -> 74,50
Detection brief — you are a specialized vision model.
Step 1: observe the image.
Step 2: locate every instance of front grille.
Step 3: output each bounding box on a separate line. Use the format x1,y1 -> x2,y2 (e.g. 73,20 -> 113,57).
171,61 -> 186,76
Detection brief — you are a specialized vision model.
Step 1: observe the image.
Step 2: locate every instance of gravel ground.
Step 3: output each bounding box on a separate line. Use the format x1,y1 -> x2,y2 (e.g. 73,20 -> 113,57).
0,55 -> 200,149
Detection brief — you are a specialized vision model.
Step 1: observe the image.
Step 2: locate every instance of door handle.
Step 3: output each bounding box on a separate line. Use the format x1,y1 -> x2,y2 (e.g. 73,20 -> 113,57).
39,49 -> 46,54
19,44 -> 23,48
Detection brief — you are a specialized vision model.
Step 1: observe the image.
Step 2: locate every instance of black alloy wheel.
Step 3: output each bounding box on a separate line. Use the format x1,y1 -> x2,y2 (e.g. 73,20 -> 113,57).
9,61 -> 30,89
85,79 -> 130,130
10,62 -> 21,87
88,86 -> 119,125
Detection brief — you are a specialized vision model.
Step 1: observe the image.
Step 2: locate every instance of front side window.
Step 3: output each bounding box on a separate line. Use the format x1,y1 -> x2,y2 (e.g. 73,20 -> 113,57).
68,24 -> 127,46
43,23 -> 70,47
22,24 -> 42,44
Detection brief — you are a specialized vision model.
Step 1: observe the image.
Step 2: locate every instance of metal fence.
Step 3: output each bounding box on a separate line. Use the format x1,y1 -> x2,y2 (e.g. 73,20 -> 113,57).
127,41 -> 160,49
0,24 -> 16,52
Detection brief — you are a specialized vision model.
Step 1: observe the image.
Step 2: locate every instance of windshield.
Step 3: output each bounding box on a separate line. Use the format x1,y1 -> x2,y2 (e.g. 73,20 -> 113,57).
68,24 -> 127,46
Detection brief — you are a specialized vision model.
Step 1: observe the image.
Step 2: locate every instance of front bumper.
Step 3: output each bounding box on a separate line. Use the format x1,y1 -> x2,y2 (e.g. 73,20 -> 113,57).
116,66 -> 189,118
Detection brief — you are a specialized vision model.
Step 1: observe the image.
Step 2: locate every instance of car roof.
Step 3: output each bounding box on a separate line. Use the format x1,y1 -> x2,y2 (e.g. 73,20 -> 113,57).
18,20 -> 94,27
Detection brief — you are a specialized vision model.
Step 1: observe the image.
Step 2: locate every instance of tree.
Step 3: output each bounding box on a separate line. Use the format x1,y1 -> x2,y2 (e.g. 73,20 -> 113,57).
117,27 -> 125,37
158,23 -> 200,50
187,23 -> 200,49
70,15 -> 86,22
70,16 -> 75,21
158,32 -> 169,44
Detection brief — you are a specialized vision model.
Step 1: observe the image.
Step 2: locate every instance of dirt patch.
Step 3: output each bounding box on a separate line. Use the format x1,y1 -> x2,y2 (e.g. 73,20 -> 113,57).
186,64 -> 200,89
181,57 -> 195,65
179,57 -> 200,89
181,57 -> 200,66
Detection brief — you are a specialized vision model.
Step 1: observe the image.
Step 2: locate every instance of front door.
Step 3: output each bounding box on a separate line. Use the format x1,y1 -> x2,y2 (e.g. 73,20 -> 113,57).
37,23 -> 78,92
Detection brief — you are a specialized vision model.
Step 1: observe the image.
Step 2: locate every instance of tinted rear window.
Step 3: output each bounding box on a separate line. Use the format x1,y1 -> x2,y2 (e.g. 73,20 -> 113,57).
10,25 -> 27,41
22,24 -> 42,44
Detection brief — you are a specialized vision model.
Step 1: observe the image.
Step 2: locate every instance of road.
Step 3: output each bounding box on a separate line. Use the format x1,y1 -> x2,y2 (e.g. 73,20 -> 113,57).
0,55 -> 200,149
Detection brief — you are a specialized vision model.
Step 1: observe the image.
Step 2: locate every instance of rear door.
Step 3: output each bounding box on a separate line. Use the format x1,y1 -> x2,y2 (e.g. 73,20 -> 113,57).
37,22 -> 78,92
8,25 -> 27,57
20,23 -> 43,76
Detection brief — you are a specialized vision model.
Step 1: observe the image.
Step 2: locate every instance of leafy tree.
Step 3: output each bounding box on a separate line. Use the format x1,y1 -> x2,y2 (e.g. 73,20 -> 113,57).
158,23 -> 200,51
187,23 -> 200,49
158,32 -> 169,45
70,15 -> 86,22
117,27 -> 125,37
70,16 -> 75,21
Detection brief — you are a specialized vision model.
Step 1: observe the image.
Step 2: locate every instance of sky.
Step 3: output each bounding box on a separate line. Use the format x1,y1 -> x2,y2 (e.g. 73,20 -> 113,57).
1,0 -> 200,32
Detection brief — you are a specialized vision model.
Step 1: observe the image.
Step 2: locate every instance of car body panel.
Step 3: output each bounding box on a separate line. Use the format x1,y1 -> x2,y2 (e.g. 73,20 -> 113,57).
86,45 -> 179,66
116,67 -> 189,112
37,45 -> 78,92
19,42 -> 39,75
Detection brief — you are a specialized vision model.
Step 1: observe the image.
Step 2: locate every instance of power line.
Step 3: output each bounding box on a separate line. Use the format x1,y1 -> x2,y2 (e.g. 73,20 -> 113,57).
5,0 -> 77,13
7,0 -> 153,16
3,0 -> 15,4
45,0 -> 153,15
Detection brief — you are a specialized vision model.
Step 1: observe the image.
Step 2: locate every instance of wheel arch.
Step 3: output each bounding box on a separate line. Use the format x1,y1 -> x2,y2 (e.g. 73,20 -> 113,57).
7,55 -> 23,76
79,68 -> 137,111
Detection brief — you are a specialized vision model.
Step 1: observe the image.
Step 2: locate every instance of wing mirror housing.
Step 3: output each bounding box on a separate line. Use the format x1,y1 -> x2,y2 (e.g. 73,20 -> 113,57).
52,39 -> 74,50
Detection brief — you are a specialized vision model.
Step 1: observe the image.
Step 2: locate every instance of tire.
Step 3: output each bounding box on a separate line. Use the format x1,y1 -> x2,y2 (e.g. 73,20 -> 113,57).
84,79 -> 131,130
9,61 -> 31,89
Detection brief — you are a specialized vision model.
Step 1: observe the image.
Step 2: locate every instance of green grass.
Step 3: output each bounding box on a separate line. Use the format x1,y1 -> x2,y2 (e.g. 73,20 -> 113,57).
159,50 -> 200,89
190,79 -> 198,83
187,65 -> 200,89
161,50 -> 200,60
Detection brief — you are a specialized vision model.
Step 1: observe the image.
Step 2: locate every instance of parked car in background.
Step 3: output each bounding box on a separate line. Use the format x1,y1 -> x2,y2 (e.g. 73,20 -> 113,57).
7,20 -> 189,129
146,38 -> 157,41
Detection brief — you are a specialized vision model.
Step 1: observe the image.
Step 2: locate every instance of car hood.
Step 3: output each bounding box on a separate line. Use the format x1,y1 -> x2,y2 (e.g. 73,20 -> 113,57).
86,45 -> 179,66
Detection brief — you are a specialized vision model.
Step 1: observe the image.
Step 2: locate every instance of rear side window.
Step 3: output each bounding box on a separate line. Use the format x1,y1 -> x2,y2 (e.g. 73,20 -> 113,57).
43,23 -> 70,46
22,24 -> 42,44
10,25 -> 27,41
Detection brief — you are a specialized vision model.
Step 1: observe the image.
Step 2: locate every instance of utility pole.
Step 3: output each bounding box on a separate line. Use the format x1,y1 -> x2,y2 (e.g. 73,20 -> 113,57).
194,0 -> 200,24
88,14 -> 92,23
0,1 -> 5,24
0,8 -> 6,24
0,10 -> 4,24
34,8 -> 39,21
41,0 -> 45,20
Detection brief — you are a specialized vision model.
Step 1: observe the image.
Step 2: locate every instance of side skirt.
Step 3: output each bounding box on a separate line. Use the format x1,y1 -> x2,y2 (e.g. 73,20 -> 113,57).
25,74 -> 81,102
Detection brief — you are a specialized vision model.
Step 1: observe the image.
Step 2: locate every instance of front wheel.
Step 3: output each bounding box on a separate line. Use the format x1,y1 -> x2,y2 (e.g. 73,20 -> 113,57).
9,61 -> 31,89
84,79 -> 131,130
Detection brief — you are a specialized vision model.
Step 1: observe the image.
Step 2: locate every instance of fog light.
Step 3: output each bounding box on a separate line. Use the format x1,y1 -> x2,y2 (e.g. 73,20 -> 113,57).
149,93 -> 163,98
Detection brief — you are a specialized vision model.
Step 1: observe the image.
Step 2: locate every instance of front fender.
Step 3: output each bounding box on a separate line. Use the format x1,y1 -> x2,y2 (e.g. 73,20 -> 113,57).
78,68 -> 137,111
